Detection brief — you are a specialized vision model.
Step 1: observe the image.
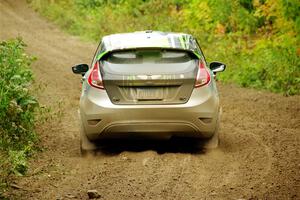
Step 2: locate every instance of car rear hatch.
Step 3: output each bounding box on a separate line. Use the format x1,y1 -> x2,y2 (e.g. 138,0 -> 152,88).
100,49 -> 198,105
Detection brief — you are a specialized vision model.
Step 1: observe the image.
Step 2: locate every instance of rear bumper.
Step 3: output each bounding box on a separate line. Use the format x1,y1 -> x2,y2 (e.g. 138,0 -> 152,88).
79,84 -> 219,140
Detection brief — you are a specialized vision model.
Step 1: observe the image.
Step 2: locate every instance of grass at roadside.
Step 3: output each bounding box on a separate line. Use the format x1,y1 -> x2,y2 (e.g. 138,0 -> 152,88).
0,38 -> 39,196
29,0 -> 300,95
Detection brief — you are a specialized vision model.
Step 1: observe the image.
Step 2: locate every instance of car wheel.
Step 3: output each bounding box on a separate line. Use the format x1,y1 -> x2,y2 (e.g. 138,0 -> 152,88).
80,123 -> 97,156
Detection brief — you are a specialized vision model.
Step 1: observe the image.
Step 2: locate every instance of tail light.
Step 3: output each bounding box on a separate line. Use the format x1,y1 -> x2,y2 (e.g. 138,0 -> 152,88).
195,60 -> 211,88
88,61 -> 105,89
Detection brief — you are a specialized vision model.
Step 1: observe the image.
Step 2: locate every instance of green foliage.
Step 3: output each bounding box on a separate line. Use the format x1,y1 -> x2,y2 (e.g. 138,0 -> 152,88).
217,38 -> 300,95
0,38 -> 38,191
30,0 -> 300,95
281,0 -> 300,21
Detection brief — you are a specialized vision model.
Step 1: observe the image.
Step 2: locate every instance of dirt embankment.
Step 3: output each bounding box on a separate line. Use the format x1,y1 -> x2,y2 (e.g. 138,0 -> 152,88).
0,0 -> 299,199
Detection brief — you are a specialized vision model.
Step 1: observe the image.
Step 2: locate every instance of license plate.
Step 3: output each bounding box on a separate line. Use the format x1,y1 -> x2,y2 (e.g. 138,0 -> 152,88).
137,88 -> 163,100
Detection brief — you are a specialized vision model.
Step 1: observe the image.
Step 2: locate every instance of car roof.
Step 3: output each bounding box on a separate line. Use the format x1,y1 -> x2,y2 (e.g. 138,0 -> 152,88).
98,31 -> 202,58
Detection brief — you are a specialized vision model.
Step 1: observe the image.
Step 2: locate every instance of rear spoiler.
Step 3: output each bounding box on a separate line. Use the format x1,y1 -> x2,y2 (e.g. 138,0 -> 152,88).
96,47 -> 202,60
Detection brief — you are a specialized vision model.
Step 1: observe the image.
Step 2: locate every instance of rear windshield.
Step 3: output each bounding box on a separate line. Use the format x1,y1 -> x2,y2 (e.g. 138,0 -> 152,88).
105,49 -> 194,64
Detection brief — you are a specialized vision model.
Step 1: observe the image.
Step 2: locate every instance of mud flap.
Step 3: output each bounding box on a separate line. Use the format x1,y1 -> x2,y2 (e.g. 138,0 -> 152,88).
203,107 -> 222,149
78,111 -> 97,156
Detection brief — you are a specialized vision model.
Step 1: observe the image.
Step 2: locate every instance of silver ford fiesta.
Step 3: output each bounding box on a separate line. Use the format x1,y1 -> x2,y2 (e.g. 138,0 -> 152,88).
72,31 -> 226,153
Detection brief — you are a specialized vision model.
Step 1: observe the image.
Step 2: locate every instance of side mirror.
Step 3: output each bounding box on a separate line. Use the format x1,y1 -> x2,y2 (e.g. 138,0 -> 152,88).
209,61 -> 226,74
72,64 -> 89,75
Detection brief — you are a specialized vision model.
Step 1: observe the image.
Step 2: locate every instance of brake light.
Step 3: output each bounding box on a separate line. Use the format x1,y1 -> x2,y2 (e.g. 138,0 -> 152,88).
88,61 -> 105,89
195,60 -> 211,88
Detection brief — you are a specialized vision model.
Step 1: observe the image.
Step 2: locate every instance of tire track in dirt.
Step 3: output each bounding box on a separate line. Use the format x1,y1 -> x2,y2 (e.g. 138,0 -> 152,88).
1,1 -> 299,199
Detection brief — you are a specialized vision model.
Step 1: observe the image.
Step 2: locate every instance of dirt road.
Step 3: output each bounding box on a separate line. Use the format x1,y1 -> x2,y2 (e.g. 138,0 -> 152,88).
0,1 -> 299,199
